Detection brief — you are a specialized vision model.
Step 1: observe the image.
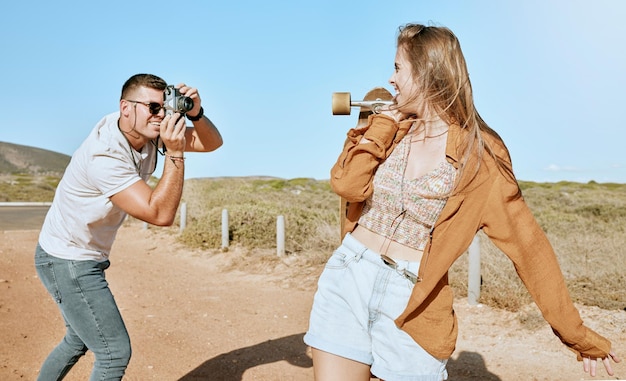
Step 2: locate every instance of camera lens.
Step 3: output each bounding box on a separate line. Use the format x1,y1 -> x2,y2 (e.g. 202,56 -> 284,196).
178,97 -> 194,113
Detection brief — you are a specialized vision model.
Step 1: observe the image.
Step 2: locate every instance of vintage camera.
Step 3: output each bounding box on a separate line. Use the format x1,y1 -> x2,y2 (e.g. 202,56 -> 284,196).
163,85 -> 194,116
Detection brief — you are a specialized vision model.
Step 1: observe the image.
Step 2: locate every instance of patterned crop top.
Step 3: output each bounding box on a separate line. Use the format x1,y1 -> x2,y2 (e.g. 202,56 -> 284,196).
358,136 -> 457,250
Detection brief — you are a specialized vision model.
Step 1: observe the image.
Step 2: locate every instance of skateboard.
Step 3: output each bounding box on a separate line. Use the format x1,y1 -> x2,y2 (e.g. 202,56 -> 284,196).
332,87 -> 394,237
331,87 -> 394,128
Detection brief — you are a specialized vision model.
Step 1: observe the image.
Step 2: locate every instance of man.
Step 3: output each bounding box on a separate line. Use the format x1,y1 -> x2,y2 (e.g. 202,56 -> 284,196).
34,73 -> 223,380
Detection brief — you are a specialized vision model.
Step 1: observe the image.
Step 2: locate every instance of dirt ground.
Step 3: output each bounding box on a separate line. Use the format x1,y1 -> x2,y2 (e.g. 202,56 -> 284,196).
1,223 -> 625,381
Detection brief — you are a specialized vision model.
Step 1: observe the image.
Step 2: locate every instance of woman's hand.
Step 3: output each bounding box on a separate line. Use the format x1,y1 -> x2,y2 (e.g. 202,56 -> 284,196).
583,350 -> 621,377
378,105 -> 406,122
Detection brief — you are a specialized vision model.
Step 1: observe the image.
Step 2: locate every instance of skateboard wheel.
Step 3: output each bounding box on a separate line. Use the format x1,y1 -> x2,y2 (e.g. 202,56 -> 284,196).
332,92 -> 351,115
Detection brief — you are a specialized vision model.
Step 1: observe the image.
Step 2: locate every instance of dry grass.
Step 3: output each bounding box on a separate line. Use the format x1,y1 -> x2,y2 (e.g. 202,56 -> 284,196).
0,174 -> 60,202
179,177 -> 339,263
449,180 -> 626,311
4,174 -> 625,311
180,178 -> 626,312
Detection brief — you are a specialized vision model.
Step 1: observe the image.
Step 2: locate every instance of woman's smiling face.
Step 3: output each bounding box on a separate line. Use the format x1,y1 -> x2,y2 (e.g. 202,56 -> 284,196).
388,47 -> 423,116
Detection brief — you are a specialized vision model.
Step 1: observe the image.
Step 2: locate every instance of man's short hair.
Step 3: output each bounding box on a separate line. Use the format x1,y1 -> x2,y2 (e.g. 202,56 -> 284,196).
120,74 -> 167,100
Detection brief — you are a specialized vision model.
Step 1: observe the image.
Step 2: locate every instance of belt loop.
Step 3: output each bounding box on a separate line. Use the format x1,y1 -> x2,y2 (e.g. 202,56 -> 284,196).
354,246 -> 367,261
345,233 -> 368,262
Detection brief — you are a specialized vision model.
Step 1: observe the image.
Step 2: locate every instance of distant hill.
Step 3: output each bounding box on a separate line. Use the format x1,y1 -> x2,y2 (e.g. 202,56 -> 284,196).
0,141 -> 70,175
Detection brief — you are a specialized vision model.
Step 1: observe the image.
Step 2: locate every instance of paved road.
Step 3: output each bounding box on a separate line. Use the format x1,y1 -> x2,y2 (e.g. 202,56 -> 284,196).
0,206 -> 50,231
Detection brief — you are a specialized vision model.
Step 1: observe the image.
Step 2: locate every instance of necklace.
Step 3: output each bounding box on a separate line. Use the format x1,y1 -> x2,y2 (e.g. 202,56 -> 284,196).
409,128 -> 448,143
117,122 -> 140,173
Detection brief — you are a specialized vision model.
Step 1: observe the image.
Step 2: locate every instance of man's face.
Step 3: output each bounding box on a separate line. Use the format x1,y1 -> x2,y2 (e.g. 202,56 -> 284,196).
121,86 -> 165,140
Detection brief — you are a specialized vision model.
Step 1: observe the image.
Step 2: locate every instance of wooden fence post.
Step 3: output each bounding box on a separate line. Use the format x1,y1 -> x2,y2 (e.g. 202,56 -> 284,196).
468,234 -> 481,305
179,202 -> 187,233
276,215 -> 285,257
339,197 -> 347,239
221,209 -> 229,251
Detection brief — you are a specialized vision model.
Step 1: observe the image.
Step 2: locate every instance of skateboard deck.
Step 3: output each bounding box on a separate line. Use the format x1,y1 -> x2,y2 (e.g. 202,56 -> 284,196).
332,87 -> 394,237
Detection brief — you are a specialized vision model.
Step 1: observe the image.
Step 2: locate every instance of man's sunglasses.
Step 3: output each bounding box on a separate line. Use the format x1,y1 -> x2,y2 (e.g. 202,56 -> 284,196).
125,100 -> 165,115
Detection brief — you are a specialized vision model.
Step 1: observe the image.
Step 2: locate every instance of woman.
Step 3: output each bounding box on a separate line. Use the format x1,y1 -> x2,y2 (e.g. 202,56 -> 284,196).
304,23 -> 620,381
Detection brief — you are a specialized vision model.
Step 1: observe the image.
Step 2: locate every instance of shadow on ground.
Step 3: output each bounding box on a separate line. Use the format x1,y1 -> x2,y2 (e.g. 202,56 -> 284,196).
178,333 -> 312,380
446,351 -> 502,380
179,332 -> 500,381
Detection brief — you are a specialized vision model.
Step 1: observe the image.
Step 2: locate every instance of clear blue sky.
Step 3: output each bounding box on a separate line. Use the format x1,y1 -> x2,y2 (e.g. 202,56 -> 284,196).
1,0 -> 625,183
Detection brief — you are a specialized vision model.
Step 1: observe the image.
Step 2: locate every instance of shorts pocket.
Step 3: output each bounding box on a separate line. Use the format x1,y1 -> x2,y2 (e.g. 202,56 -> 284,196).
324,246 -> 353,270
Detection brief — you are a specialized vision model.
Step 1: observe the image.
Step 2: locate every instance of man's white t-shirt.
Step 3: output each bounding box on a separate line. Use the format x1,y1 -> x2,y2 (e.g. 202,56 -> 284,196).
39,112 -> 157,262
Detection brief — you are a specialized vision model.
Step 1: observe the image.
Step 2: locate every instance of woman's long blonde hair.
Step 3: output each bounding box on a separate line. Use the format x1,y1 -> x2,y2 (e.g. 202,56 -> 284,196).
397,23 -> 518,196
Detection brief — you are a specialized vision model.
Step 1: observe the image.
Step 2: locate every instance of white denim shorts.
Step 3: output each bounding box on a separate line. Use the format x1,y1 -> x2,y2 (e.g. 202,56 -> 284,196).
304,233 -> 448,381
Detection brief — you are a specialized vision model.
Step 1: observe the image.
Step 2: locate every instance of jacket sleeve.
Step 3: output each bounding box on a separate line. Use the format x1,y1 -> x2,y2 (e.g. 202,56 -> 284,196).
330,114 -> 409,202
481,172 -> 612,360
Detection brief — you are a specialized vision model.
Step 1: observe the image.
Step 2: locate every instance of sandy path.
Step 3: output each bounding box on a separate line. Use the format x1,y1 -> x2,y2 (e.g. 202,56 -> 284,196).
1,224 -> 624,380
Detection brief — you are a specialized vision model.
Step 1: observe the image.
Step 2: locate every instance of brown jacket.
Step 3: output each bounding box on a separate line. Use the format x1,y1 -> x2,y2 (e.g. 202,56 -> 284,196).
331,114 -> 612,360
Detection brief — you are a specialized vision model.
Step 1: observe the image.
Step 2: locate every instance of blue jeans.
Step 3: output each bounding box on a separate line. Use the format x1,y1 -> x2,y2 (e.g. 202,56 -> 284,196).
34,244 -> 131,381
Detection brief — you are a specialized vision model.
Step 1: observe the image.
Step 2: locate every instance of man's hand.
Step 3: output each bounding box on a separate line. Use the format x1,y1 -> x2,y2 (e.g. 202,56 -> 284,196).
169,82 -> 222,153
176,83 -> 202,119
159,112 -> 186,155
